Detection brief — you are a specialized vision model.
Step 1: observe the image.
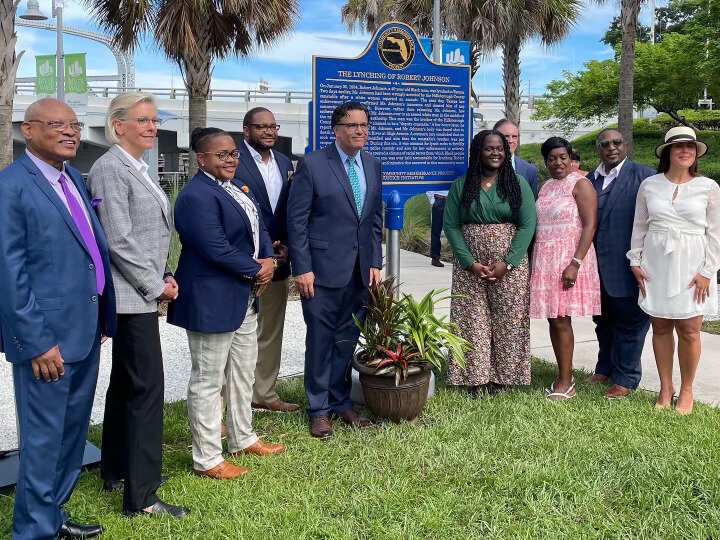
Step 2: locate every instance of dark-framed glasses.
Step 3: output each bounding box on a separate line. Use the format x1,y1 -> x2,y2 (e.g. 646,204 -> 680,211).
249,123 -> 280,132
26,119 -> 84,132
335,123 -> 370,132
124,116 -> 163,127
204,150 -> 240,161
597,138 -> 624,149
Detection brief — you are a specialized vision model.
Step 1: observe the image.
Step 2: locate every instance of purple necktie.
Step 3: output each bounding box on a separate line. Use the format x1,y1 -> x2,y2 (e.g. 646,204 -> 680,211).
58,174 -> 105,294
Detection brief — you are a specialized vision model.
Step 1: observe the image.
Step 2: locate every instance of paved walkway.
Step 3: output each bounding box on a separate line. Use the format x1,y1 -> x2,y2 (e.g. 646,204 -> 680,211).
2,249 -> 719,450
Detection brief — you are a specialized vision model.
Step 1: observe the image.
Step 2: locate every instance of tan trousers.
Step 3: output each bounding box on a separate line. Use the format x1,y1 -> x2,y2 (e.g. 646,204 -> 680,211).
186,309 -> 259,472
252,278 -> 289,404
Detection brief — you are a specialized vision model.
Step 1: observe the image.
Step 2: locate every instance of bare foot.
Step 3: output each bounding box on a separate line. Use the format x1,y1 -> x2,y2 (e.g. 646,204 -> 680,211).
675,387 -> 694,415
654,387 -> 675,410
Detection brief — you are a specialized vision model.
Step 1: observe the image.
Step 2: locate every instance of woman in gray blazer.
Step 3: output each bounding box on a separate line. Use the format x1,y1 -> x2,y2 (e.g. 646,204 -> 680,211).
86,92 -> 189,518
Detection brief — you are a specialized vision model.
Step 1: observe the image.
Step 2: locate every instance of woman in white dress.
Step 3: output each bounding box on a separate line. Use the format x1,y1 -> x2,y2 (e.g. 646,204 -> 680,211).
627,126 -> 720,414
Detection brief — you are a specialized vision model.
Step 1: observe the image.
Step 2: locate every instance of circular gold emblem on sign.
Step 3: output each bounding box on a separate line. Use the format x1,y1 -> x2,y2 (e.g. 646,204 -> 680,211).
377,27 -> 414,70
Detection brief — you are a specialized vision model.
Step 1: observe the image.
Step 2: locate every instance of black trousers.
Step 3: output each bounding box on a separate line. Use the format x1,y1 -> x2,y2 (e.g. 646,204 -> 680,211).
101,312 -> 164,512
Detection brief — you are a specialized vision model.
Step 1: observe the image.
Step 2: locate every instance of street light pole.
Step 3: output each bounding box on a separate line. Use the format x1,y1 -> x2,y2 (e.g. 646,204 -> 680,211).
54,0 -> 65,100
432,0 -> 441,62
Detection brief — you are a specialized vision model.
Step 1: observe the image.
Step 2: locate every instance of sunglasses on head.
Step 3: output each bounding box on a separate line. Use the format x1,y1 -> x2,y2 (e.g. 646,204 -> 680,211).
597,138 -> 624,149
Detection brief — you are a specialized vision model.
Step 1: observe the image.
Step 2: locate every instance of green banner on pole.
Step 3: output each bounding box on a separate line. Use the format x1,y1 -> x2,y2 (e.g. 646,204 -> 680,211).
35,55 -> 56,95
64,53 -> 88,93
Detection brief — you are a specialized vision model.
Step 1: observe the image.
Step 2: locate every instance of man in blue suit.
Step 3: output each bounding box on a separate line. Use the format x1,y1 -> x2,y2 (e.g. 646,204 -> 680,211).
0,98 -> 116,539
287,101 -> 383,439
235,107 -> 299,413
494,119 -> 539,197
586,128 -> 654,398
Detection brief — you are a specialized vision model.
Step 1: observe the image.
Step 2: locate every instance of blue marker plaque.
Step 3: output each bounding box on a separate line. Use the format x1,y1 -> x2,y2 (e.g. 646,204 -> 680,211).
313,22 -> 471,200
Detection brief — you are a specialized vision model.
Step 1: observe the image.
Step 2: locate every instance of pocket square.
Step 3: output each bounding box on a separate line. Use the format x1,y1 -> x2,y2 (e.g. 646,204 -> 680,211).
91,198 -> 103,208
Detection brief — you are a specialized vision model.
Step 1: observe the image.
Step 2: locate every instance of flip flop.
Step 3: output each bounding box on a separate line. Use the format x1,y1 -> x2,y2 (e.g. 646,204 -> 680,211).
546,379 -> 576,401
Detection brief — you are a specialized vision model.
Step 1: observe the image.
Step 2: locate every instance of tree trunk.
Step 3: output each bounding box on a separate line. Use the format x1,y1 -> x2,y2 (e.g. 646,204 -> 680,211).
618,0 -> 641,156
180,52 -> 211,177
501,37 -> 521,125
0,0 -> 23,170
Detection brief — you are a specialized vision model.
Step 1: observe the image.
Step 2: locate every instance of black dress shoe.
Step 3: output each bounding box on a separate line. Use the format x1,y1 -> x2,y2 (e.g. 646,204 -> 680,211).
57,521 -> 103,539
431,258 -> 445,267
124,499 -> 190,518
103,476 -> 169,492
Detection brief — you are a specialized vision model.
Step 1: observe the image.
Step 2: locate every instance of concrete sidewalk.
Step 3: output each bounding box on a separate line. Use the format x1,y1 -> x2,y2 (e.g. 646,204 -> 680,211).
396,248 -> 720,406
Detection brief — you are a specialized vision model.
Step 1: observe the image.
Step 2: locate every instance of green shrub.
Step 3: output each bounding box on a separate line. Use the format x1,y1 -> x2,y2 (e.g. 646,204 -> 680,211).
653,109 -> 720,132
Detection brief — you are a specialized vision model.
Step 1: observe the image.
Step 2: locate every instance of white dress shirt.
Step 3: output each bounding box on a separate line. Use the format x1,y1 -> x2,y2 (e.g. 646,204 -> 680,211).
594,158 -> 627,191
244,140 -> 283,212
203,171 -> 260,259
116,145 -> 169,213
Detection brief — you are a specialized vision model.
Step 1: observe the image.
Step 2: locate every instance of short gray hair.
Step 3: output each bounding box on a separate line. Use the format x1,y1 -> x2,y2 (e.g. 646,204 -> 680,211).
105,92 -> 156,144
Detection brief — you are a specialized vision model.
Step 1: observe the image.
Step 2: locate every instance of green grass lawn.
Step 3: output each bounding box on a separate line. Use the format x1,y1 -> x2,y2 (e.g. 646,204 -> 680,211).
3,361 -> 720,539
702,320 -> 720,335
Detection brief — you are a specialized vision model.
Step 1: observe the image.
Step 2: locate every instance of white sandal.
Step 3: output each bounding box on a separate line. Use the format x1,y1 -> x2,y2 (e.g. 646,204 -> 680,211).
545,379 -> 576,401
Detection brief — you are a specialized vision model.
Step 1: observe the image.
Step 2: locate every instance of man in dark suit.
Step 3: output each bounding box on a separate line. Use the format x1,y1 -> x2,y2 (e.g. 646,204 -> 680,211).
0,98 -> 116,539
235,107 -> 299,413
587,128 -> 654,398
287,101 -> 383,439
494,118 -> 539,197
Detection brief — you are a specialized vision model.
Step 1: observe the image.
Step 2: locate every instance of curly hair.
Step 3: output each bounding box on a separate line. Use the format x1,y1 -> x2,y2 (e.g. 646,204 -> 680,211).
461,129 -> 523,223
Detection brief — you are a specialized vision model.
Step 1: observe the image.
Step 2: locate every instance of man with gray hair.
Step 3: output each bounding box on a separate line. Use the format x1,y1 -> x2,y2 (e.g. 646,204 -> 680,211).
493,118 -> 539,197
0,98 -> 116,539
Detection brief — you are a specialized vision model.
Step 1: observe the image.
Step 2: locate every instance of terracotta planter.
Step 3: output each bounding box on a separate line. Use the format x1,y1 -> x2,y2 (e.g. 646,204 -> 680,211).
351,354 -> 431,422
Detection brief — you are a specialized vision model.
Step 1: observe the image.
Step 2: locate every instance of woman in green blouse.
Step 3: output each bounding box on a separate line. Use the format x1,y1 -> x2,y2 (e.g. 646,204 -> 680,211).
444,129 -> 537,395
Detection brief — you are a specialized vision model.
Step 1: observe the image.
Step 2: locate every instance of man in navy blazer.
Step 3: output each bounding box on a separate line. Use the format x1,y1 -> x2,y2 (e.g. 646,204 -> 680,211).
287,101 -> 383,439
235,107 -> 299,413
586,128 -> 654,398
0,98 -> 116,540
494,119 -> 539,197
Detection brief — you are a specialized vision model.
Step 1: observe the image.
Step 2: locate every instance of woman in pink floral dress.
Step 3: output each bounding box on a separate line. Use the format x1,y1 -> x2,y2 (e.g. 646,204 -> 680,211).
530,137 -> 601,400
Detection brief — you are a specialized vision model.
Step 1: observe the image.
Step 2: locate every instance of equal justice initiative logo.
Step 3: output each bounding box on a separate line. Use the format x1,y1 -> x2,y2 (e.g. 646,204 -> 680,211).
377,27 -> 414,70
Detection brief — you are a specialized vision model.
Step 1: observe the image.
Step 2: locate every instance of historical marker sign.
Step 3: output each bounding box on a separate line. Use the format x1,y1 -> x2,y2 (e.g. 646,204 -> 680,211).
313,22 -> 471,200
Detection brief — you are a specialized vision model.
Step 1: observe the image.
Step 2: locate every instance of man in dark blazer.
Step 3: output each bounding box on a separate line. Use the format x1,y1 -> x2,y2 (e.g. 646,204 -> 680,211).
287,101 -> 383,439
494,118 -> 539,197
0,98 -> 116,540
235,107 -> 299,413
587,128 -> 654,398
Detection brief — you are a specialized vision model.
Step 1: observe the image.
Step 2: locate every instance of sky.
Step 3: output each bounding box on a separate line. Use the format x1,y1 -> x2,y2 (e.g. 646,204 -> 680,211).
14,0 -> 665,97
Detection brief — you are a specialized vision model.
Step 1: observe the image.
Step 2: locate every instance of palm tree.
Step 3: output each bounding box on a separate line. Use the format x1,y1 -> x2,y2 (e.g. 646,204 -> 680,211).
617,0 -> 642,154
0,0 -> 24,169
84,0 -> 298,172
342,0 -> 581,125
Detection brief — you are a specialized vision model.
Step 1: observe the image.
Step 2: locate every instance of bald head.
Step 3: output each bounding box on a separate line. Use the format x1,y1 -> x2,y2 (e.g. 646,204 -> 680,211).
24,98 -> 74,122
22,98 -> 81,169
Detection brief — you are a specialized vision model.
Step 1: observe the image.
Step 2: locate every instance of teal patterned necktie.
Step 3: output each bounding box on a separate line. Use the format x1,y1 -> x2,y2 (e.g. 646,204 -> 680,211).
346,157 -> 362,216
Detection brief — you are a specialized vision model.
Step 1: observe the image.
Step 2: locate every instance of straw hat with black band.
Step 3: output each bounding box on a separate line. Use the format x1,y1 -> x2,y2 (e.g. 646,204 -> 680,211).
655,126 -> 708,158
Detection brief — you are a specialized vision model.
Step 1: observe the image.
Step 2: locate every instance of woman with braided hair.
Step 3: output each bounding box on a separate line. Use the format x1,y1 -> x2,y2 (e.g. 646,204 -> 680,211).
443,130 -> 537,396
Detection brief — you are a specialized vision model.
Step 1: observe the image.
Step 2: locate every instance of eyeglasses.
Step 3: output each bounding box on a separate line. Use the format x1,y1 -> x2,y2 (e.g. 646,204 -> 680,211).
122,116 -> 163,127
334,123 -> 370,132
202,150 -> 240,161
597,138 -> 624,149
26,120 -> 84,133
249,124 -> 280,132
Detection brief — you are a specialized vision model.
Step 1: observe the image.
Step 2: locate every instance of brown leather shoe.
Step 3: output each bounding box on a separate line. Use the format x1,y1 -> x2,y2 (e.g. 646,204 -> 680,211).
309,415 -> 333,439
193,460 -> 248,480
234,439 -> 285,456
587,373 -> 610,383
252,399 -> 301,413
605,384 -> 632,399
336,409 -> 374,428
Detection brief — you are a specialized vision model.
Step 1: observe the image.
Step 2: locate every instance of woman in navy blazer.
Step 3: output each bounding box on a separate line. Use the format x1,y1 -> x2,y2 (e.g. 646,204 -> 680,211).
168,128 -> 284,481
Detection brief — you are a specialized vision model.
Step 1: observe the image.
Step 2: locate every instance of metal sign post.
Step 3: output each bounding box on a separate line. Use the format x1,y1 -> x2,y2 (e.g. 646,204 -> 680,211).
385,191 -> 404,297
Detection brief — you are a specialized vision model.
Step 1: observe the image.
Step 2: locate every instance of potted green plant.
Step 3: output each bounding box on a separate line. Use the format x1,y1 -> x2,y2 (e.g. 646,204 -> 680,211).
351,277 -> 471,422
